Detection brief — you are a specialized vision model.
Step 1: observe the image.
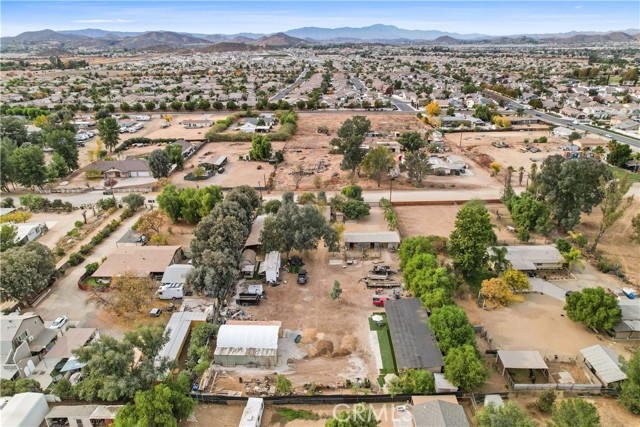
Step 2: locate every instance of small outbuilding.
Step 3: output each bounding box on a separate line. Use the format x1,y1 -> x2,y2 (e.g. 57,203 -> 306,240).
240,249 -> 257,277
497,350 -> 549,382
214,321 -> 281,368
244,215 -> 266,248
412,400 -> 470,427
258,251 -> 281,284
343,231 -> 401,251
580,345 -> 627,386
157,311 -> 208,365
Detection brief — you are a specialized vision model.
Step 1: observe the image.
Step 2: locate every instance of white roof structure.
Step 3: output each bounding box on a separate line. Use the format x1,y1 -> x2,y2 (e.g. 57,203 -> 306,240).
434,373 -> 458,393
484,395 -> 505,409
0,393 -> 49,427
343,231 -> 401,244
497,350 -> 548,370
214,322 -> 281,359
580,345 -> 627,385
157,311 -> 207,363
239,398 -> 264,427
160,264 -> 194,285
489,245 -> 564,270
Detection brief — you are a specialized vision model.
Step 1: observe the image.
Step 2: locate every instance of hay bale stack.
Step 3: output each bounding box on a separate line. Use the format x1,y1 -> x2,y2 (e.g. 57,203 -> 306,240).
308,339 -> 334,358
333,335 -> 357,357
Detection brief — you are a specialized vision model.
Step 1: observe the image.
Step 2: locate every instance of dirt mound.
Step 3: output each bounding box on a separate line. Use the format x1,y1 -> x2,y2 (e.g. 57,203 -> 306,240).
308,339 -> 334,358
475,153 -> 494,167
333,335 -> 358,357
300,328 -> 317,344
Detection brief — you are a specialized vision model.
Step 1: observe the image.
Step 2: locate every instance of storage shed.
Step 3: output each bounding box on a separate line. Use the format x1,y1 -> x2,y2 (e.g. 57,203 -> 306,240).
580,345 -> 627,386
343,231 -> 401,251
258,251 -> 280,284
214,321 -> 281,368
240,249 -> 257,277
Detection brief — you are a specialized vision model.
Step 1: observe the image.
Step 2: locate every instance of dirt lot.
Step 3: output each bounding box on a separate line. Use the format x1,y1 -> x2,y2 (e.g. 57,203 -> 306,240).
395,203 -> 518,242
273,112 -> 492,191
575,197 -> 640,285
458,294 -> 635,359
222,243 -> 400,391
447,129 -> 568,184
27,210 -> 86,249
145,113 -> 227,140
500,395 -> 639,427
171,141 -> 284,189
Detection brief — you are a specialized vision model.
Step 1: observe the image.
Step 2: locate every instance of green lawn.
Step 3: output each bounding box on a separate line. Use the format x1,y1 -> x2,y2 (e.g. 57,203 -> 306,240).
368,313 -> 397,385
610,166 -> 640,183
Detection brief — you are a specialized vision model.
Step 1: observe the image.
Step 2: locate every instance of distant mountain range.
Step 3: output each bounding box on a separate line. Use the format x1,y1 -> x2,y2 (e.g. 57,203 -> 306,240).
1,25 -> 638,52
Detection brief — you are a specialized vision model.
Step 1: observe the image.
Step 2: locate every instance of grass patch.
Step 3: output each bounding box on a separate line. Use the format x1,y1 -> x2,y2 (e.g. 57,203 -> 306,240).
276,408 -> 320,421
465,268 -> 494,295
610,166 -> 640,183
368,313 -> 397,380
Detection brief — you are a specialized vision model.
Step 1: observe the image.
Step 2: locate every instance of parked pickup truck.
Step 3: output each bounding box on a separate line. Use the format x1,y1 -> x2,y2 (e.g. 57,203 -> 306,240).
236,293 -> 260,306
370,265 -> 395,275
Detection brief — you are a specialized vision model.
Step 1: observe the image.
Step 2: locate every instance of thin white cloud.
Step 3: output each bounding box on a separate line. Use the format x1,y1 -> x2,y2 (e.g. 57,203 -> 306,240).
72,19 -> 133,23
575,6 -> 583,9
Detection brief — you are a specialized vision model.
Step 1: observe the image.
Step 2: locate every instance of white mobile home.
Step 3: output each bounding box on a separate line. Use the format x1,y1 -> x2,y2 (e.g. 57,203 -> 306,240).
259,251 -> 281,284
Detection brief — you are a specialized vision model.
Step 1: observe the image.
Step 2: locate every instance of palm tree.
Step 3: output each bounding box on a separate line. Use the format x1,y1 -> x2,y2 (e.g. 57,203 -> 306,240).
593,146 -> 605,160
518,166 -> 525,186
489,246 -> 511,272
506,166 -> 514,186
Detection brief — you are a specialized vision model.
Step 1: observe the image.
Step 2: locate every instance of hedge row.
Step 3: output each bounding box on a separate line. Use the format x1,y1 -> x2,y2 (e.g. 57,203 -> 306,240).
69,208 -> 133,262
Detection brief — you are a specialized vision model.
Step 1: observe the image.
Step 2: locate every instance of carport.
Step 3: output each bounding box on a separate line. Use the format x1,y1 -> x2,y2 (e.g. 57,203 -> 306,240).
497,350 -> 549,381
580,345 -> 627,386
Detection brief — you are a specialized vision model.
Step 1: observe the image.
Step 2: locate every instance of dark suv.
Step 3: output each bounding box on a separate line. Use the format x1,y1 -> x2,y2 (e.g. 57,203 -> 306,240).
297,269 -> 307,285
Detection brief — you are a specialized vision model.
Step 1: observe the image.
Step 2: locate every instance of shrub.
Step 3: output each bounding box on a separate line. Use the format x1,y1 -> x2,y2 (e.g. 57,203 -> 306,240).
54,246 -> 65,256
85,262 -> 99,275
74,220 -> 84,228
537,390 -> 557,413
68,252 -> 85,266
555,238 -> 571,253
79,244 -> 93,255
0,211 -> 33,223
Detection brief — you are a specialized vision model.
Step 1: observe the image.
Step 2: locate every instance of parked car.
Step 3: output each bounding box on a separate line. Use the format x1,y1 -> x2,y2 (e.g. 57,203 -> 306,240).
373,296 -> 390,307
50,316 -> 68,329
297,269 -> 308,285
217,167 -> 225,174
103,190 -> 113,195
149,308 -> 162,317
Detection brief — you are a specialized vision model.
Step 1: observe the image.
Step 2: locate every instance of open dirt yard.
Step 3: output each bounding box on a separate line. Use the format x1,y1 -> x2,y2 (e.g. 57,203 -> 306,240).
222,244 -> 400,390
145,113 -> 227,140
181,402 -> 414,427
273,112 -> 491,191
499,395 -> 639,427
171,141 -> 284,189
395,203 -> 520,242
447,129 -> 568,182
458,294 -> 635,359
575,197 -> 640,285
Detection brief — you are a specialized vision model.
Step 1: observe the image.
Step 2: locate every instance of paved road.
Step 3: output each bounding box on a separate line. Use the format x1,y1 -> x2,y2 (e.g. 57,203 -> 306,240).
34,212 -> 142,339
485,89 -> 640,149
387,96 -> 417,112
269,67 -> 309,102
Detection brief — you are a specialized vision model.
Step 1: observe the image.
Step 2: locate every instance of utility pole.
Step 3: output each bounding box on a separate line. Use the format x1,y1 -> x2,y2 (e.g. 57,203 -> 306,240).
389,178 -> 393,202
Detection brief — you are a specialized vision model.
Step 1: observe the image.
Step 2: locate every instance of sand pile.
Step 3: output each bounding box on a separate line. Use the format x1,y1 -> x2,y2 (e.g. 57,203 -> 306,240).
308,339 -> 334,358
300,328 -> 317,344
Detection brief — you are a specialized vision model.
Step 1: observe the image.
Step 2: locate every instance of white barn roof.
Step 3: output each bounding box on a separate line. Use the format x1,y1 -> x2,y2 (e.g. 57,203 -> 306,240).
214,323 -> 280,358
343,231 -> 400,244
580,345 -> 627,384
160,264 -> 193,285
498,350 -> 548,370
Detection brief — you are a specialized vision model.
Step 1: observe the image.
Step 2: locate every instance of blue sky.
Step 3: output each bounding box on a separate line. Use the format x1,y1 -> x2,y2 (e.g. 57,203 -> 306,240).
1,1 -> 638,37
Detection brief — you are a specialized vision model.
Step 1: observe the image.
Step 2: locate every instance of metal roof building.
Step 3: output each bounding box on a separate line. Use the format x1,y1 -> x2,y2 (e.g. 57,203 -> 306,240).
157,311 -> 207,365
160,264 -> 194,286
343,231 -> 401,250
0,393 -> 49,427
385,298 -> 443,372
497,350 -> 549,379
488,245 -> 564,271
214,321 -> 281,368
580,345 -> 627,386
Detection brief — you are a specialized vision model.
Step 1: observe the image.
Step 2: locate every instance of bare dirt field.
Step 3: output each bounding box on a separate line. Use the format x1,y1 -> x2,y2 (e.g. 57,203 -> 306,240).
225,244 -> 400,390
27,210 -> 86,249
145,113 -> 227,140
458,294 -> 635,359
395,203 -> 518,242
575,197 -> 640,285
501,395 -> 639,427
171,141 -> 284,189
447,129 -> 567,181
